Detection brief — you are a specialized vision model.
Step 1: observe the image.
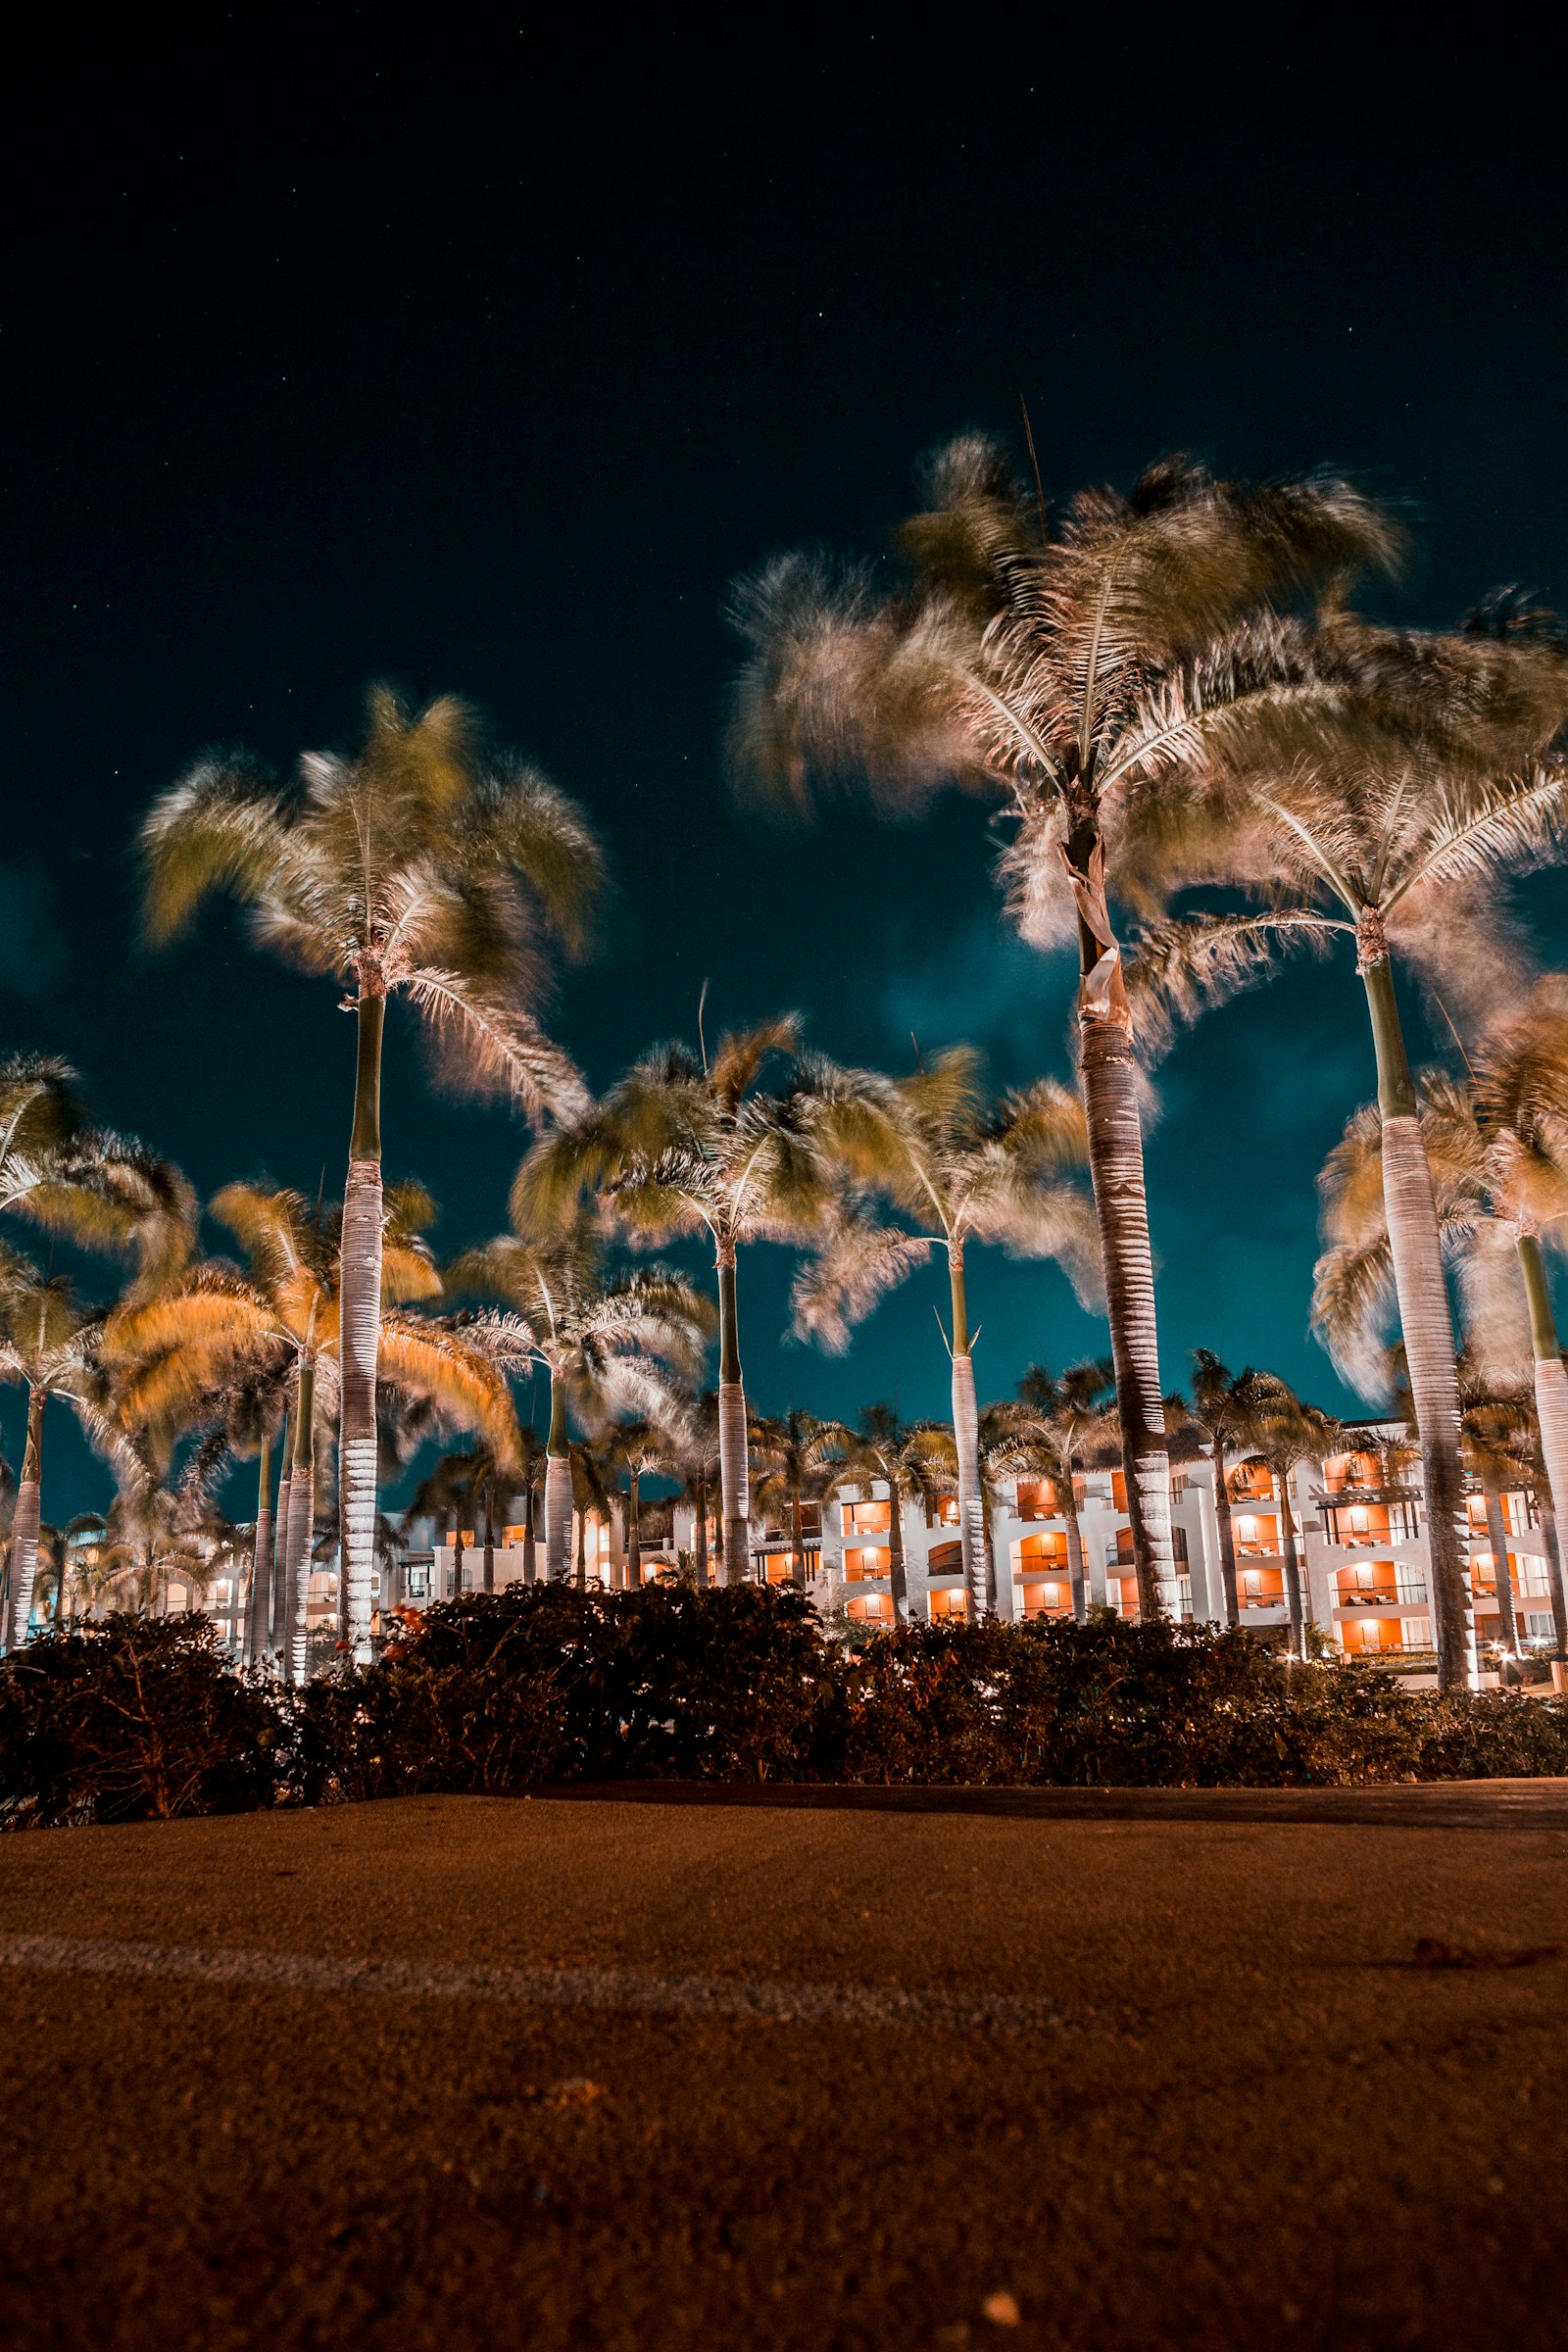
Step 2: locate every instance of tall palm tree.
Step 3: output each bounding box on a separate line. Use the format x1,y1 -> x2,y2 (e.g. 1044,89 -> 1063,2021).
105,1182 -> 514,1680
139,689 -> 603,1662
1180,1353 -> 1290,1628
1239,1387 -> 1340,1663
983,1360 -> 1117,1623
605,1419 -> 679,1590
731,443 -> 1396,1601
1132,622 -> 1568,1687
0,1264 -> 122,1651
448,1207 -> 710,1582
515,1019 -> 843,1580
792,1047 -> 1099,1618
749,1408 -> 851,1590
825,1404 -> 956,1623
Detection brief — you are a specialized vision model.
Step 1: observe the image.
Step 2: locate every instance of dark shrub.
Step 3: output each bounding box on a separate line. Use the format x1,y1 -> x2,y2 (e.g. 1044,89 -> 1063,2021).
0,1614 -> 287,1827
296,1582 -> 844,1799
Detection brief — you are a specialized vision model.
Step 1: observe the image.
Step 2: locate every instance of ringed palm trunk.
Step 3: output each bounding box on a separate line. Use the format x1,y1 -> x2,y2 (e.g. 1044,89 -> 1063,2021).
543,1376 -> 572,1582
5,1385 -> 45,1652
1481,1480 -> 1519,1658
1541,1502 -> 1568,1661
1063,1491 -> 1088,1625
715,1245 -> 750,1585
1277,1464 -> 1306,1662
285,1364 -> 317,1687
244,1429 -> 275,1669
339,991 -> 385,1667
270,1466 -> 294,1668
1516,1233 -> 1568,1658
1066,839 -> 1174,1619
693,1479 -> 709,1588
1210,1451 -> 1241,1629
886,1479 -> 909,1623
626,1471 -> 642,1591
1362,954 -> 1474,1691
948,1244 -> 988,1619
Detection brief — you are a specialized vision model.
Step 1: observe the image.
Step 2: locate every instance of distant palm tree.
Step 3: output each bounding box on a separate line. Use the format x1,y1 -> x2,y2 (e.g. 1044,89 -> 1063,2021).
605,1419 -> 678,1590
140,689 -> 602,1661
105,1182 -> 514,1680
1180,1353 -> 1290,1628
666,1391 -> 721,1586
0,1264 -> 122,1651
516,1018 -> 844,1580
1458,1374 -> 1536,1659
449,1207 -> 710,1582
1134,614 -> 1568,1688
749,1408 -> 851,1590
825,1405 -> 956,1623
1239,1387 -> 1340,1663
793,1047 -> 1098,1619
983,1360 -> 1117,1623
732,443 -> 1396,1604
0,1052 -> 195,1291
410,1439 -> 524,1596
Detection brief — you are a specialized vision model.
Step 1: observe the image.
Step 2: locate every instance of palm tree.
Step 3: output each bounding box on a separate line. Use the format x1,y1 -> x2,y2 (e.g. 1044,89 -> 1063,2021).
0,1053 -> 195,1291
1459,1375 -> 1536,1660
1180,1353 -> 1291,1628
731,443 -> 1396,1602
515,1019 -> 843,1581
448,1206 -> 710,1582
0,1263 -> 121,1651
1239,1386 -> 1340,1663
105,1182 -> 515,1680
666,1391 -> 721,1587
605,1419 -> 679,1590
749,1407 -> 851,1590
825,1404 -> 956,1623
792,1047 -> 1098,1618
140,689 -> 603,1662
983,1361 -> 1117,1623
1133,614 -> 1568,1687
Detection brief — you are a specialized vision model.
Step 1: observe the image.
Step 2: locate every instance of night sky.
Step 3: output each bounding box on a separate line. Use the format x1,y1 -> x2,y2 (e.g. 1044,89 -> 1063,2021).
6,16 -> 1568,1514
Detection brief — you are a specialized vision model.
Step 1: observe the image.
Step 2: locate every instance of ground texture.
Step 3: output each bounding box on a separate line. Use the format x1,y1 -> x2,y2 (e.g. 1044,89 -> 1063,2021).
2,1785 -> 1567,2350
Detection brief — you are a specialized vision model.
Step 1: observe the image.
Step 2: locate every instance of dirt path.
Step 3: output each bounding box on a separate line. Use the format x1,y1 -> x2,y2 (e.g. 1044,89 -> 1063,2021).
3,1791 -> 1566,2349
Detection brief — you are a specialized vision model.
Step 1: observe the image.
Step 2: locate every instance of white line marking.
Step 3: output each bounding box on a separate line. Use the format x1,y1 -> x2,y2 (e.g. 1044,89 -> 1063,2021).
0,1934 -> 1066,2035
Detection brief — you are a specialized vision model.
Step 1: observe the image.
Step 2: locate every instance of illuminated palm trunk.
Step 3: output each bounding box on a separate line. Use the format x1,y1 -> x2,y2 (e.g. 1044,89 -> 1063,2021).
339,994 -> 385,1668
716,1246 -> 750,1585
544,1374 -> 572,1581
285,1362 -> 317,1686
1481,1479 -> 1519,1656
693,1479 -> 709,1587
1362,955 -> 1474,1692
5,1386 -> 45,1652
886,1480 -> 909,1622
1209,1454 -> 1241,1629
1542,1503 -> 1568,1660
270,1468 -> 293,1666
1277,1466 -> 1306,1662
521,1486 -> 537,1584
1063,1492 -> 1088,1624
625,1469 -> 642,1591
482,1495 -> 496,1595
1516,1233 -> 1568,1661
1065,844 -> 1174,1618
948,1245 -> 989,1618
244,1427 -> 275,1669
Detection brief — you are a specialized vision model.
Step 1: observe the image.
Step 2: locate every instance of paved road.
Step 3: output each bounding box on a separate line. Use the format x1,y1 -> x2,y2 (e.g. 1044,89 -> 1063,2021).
3,1791 -> 1568,2350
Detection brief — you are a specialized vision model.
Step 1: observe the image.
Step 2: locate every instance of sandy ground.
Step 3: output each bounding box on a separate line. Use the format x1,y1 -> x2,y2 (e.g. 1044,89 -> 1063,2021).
2,1788 -> 1567,2350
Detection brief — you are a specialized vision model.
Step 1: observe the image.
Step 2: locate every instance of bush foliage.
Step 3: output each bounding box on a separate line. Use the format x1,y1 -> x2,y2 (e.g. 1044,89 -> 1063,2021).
4,1589 -> 1567,1826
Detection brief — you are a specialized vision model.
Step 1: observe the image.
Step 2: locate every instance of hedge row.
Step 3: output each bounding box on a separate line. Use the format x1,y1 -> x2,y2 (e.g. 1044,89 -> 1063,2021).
4,1586 -> 1568,1828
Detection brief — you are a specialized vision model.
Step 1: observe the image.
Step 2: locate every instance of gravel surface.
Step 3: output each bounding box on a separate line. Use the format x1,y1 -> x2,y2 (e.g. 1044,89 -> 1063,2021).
2,1790 -> 1566,2350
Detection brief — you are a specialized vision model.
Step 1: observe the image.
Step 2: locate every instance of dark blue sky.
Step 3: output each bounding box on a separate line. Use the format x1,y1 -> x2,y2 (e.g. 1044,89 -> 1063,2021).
5,15 -> 1568,1512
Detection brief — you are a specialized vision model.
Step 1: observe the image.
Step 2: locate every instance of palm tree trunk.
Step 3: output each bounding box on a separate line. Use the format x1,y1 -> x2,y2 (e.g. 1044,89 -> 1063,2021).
1542,1502 -> 1568,1661
452,1519 -> 466,1599
270,1468 -> 294,1667
244,1429 -> 275,1669
1064,1501 -> 1088,1624
790,1485 -> 807,1591
544,1375 -> 571,1581
285,1363 -> 316,1687
716,1244 -> 750,1585
522,1485 -> 537,1584
483,1494 -> 495,1594
339,991 -> 385,1668
1482,1478 -> 1518,1658
1516,1234 -> 1568,1653
575,1503 -> 588,1590
1211,1453 -> 1241,1629
1362,954 -> 1474,1691
1066,839 -> 1174,1618
886,1479 -> 908,1622
626,1469 -> 642,1590
1277,1463 -> 1306,1661
5,1386 -> 45,1652
694,1478 -> 710,1588
948,1245 -> 988,1619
